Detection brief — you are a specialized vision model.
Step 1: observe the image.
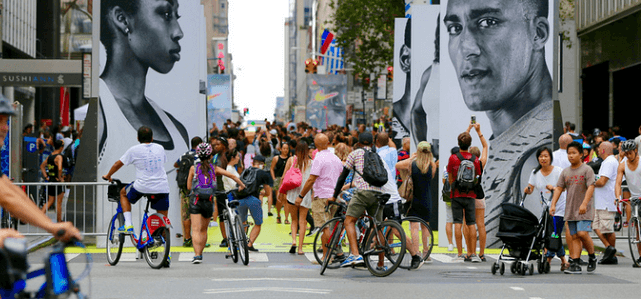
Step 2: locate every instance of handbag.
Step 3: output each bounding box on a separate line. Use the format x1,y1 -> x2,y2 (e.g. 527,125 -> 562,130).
398,162 -> 414,200
279,156 -> 302,194
474,162 -> 485,199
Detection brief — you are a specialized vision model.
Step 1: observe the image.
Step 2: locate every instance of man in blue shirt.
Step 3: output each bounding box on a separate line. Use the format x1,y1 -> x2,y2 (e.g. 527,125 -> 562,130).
375,133 -> 397,180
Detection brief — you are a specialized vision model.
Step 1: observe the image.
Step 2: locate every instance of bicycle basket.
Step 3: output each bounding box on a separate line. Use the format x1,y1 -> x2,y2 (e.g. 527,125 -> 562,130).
107,184 -> 121,202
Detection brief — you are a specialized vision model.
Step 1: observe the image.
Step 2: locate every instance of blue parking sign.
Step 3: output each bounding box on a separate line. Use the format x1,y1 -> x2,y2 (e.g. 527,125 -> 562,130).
24,137 -> 38,153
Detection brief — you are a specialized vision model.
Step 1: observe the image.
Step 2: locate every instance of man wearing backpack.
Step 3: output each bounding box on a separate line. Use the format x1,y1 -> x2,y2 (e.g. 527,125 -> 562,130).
447,132 -> 482,262
174,136 -> 203,247
235,155 -> 273,252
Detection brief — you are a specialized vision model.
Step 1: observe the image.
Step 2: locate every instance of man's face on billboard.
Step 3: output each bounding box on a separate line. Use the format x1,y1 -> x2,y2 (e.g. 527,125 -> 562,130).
445,0 -> 539,111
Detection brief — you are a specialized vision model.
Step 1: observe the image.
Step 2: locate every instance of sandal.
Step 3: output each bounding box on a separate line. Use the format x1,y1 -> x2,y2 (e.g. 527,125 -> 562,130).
284,219 -> 290,225
561,263 -> 570,271
478,254 -> 487,262
289,245 -> 297,254
276,216 -> 282,224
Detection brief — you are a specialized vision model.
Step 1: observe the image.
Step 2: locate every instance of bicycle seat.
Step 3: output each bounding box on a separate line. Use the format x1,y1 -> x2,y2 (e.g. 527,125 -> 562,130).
375,193 -> 391,206
228,200 -> 241,209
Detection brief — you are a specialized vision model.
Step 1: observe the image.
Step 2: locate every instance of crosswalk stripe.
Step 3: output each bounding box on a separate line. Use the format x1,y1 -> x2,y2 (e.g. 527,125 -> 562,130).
119,253 -> 137,262
305,253 -> 318,264
65,253 -> 79,262
179,252 -> 195,262
249,252 -> 269,262
430,254 -> 462,263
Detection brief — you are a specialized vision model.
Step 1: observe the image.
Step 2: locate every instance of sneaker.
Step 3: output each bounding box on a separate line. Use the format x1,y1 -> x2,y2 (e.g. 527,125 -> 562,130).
564,261 -> 581,274
587,257 -> 597,273
410,255 -> 424,270
268,212 -> 274,217
634,258 -> 641,268
340,255 -> 364,267
182,238 -> 192,247
598,256 -> 618,265
117,225 -> 134,235
163,253 -> 171,268
376,265 -> 389,271
604,246 -> 616,260
192,255 -> 203,264
333,254 -> 347,264
470,254 -> 482,263
452,255 -> 465,262
578,258 -> 588,266
219,238 -> 228,248
447,244 -> 454,252
248,245 -> 259,252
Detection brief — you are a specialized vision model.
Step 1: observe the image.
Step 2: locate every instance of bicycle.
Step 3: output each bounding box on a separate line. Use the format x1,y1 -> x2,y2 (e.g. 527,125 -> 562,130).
218,189 -> 249,265
392,211 -> 433,270
316,191 -> 407,277
0,231 -> 91,299
626,197 -> 641,267
104,179 -> 171,269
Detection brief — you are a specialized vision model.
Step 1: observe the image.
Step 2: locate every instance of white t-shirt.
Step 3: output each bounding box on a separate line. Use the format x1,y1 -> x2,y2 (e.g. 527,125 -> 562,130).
62,137 -> 73,151
119,143 -> 170,194
223,165 -> 240,192
381,161 -> 402,204
528,166 -> 566,217
594,155 -> 618,211
552,149 -> 571,169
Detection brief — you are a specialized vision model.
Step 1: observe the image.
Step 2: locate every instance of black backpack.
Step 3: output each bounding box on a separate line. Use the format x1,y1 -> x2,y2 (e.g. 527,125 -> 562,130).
454,152 -> 477,192
353,147 -> 388,187
235,166 -> 260,199
62,144 -> 75,169
176,151 -> 196,190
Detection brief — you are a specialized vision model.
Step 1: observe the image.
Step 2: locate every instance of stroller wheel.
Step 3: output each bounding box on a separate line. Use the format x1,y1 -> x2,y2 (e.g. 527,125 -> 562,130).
500,263 -> 505,275
544,261 -> 551,273
537,259 -> 544,274
529,264 -> 534,275
520,263 -> 527,276
511,262 -> 517,274
491,262 -> 498,275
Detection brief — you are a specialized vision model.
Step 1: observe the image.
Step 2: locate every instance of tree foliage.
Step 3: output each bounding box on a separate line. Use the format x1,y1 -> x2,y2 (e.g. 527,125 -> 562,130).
327,0 -> 405,85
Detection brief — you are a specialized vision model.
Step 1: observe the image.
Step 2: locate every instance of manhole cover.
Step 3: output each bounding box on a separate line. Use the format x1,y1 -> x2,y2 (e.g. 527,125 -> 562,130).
440,271 -> 522,279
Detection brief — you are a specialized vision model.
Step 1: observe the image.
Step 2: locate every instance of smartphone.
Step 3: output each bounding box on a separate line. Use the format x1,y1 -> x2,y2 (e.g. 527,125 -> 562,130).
471,115 -> 476,124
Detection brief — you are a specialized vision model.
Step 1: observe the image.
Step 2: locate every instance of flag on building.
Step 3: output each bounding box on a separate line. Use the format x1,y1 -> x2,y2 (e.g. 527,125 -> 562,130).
320,29 -> 334,55
319,39 -> 343,75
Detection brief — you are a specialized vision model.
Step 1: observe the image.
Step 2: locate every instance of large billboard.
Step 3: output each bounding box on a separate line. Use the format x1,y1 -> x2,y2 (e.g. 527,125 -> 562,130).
207,74 -> 232,133
391,18 -> 411,147
306,74 -> 347,129
97,0 -> 206,241
439,0 -> 557,247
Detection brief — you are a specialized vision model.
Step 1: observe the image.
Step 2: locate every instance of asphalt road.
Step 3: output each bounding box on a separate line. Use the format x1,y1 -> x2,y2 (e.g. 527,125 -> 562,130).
23,240 -> 641,299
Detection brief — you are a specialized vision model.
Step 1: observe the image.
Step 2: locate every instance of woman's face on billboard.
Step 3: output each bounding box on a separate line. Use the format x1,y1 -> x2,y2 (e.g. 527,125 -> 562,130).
128,0 -> 184,74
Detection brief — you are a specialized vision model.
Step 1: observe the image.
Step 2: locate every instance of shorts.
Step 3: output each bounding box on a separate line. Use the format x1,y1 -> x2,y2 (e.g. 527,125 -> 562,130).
567,220 -> 592,236
311,197 -> 334,226
451,197 -> 476,225
180,189 -> 190,222
124,183 -> 169,211
46,184 -> 65,197
237,195 -> 263,226
383,201 -> 407,221
189,194 -> 214,219
593,210 -> 615,233
475,198 -> 486,209
345,190 -> 383,223
273,177 -> 282,204
215,195 -> 226,221
546,216 -> 566,258
445,202 -> 453,223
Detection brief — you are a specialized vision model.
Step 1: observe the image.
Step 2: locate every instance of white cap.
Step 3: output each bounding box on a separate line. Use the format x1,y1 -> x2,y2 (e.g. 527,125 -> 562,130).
270,129 -> 277,135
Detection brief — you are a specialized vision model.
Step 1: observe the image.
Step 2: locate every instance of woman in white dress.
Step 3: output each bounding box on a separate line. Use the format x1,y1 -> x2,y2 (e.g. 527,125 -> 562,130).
524,147 -> 570,271
283,140 -> 312,255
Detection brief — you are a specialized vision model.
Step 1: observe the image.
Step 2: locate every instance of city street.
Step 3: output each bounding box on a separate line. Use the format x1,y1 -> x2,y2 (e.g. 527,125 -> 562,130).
23,238 -> 641,299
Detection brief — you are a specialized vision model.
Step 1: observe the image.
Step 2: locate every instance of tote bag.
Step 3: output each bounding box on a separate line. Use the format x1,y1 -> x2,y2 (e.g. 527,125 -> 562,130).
279,156 -> 302,194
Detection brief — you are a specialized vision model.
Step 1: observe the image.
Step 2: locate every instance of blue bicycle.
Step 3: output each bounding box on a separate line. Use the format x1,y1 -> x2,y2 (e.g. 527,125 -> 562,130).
0,231 -> 91,299
104,179 -> 171,269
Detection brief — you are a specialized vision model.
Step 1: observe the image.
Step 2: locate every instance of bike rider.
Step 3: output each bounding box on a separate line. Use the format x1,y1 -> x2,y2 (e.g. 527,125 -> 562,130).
102,126 -> 174,264
615,139 -> 641,267
0,95 -> 82,249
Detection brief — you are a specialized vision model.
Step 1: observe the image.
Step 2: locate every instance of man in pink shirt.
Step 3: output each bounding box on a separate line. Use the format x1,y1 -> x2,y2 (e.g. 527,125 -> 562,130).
298,133 -> 343,259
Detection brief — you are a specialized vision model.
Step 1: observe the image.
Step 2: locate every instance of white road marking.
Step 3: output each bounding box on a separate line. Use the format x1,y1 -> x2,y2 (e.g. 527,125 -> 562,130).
529,297 -> 544,299
65,253 -> 79,262
467,266 -> 477,269
179,252 -> 195,262
210,278 -> 325,282
430,254 -> 462,263
203,287 -> 331,295
487,255 -> 500,261
510,287 -> 525,291
119,253 -> 137,262
249,252 -> 269,262
305,253 -> 318,264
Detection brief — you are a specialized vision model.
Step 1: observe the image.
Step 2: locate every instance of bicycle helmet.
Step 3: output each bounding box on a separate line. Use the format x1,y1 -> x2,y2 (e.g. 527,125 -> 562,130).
0,94 -> 16,115
196,142 -> 213,158
621,140 -> 637,152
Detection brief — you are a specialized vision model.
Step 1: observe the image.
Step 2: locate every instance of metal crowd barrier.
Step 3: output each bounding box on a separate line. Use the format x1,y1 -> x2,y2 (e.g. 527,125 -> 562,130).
13,181 -> 112,237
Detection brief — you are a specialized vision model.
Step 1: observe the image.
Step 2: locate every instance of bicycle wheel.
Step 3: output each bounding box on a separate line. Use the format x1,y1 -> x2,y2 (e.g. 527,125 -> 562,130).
397,217 -> 434,269
313,217 -> 348,268
363,220 -> 406,277
629,217 -> 641,267
224,212 -> 239,263
320,220 -> 344,275
235,217 -> 249,265
106,215 -> 124,266
143,226 -> 171,269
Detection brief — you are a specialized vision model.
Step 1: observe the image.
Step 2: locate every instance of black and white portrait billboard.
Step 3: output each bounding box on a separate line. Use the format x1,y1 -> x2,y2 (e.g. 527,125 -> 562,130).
97,0 -> 206,243
391,18 -> 411,146
439,0 -> 556,247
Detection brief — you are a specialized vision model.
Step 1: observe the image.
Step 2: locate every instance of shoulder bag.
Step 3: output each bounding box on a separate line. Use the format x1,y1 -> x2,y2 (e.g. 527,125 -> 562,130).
279,156 -> 302,194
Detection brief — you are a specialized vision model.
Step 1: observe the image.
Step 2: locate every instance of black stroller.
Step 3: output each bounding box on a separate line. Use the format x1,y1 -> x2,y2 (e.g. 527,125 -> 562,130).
491,192 -> 554,276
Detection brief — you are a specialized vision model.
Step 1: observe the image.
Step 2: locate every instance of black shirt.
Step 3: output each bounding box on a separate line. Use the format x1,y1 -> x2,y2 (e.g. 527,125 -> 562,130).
251,169 -> 274,198
273,155 -> 289,178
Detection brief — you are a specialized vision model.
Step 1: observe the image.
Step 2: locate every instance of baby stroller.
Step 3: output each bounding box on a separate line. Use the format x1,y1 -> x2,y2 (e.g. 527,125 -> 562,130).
491,192 -> 554,276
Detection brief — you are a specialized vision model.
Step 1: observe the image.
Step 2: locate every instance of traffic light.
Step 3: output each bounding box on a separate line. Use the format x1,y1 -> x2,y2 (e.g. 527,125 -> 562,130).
243,108 -> 248,116
305,58 -> 318,73
387,66 -> 393,81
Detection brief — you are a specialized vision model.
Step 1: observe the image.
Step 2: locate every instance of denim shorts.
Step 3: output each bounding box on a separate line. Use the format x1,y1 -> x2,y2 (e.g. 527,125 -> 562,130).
237,195 -> 263,226
567,220 -> 592,236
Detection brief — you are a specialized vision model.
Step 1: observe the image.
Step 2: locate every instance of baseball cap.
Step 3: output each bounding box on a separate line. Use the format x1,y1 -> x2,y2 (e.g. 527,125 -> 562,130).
358,132 -> 373,145
253,155 -> 265,163
270,129 -> 277,135
0,94 -> 15,116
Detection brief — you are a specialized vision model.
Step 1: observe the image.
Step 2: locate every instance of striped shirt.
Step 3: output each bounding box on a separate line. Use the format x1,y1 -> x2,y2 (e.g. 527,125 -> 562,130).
344,148 -> 384,193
